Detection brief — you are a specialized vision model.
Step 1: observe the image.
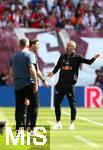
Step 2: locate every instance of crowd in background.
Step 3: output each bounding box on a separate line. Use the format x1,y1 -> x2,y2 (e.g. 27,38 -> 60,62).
0,0 -> 103,31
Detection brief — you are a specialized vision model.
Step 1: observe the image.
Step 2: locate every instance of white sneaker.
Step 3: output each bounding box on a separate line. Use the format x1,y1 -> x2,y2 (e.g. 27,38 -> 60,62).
69,123 -> 75,130
52,122 -> 62,130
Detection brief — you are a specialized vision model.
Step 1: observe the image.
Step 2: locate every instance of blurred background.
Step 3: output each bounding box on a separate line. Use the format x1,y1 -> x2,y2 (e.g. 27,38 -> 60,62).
0,0 -> 103,107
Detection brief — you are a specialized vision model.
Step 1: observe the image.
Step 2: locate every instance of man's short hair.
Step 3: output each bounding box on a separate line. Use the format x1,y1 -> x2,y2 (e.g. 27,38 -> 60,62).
20,39 -> 27,47
69,40 -> 76,49
19,38 -> 29,48
29,39 -> 38,47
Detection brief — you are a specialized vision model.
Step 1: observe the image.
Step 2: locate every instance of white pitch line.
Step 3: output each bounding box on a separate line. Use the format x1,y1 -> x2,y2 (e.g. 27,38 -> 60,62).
75,135 -> 100,148
77,116 -> 103,126
48,121 -> 54,125
63,111 -> 103,126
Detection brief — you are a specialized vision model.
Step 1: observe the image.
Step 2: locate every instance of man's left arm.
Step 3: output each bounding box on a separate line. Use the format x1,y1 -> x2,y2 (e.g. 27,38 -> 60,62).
9,66 -> 14,83
79,54 -> 100,64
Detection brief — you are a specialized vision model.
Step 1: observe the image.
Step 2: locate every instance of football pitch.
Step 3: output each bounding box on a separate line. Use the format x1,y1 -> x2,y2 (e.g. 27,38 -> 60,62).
0,107 -> 103,150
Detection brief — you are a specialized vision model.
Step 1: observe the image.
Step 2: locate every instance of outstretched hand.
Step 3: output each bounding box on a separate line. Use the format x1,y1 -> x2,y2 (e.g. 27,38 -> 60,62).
93,54 -> 100,59
47,72 -> 54,77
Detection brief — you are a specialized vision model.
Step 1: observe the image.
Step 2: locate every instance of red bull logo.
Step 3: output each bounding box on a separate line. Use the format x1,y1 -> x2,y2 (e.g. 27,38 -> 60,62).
85,86 -> 103,108
62,66 -> 72,70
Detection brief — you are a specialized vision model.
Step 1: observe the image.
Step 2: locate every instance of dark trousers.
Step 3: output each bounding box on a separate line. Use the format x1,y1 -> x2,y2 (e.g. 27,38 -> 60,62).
15,84 -> 39,130
54,83 -> 76,122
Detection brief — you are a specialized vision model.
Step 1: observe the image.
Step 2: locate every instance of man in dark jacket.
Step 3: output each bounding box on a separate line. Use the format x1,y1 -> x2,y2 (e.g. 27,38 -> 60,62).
48,40 -> 99,130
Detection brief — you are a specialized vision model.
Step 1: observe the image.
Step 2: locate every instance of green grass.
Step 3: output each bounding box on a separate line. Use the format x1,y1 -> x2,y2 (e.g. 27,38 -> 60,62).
0,107 -> 103,150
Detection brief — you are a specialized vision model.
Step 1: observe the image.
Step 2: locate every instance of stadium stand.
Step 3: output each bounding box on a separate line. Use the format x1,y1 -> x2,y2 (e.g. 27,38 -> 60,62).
0,0 -> 103,31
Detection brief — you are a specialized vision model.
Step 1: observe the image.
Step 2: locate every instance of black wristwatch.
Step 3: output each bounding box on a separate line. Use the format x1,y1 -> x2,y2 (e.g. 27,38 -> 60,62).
42,79 -> 46,82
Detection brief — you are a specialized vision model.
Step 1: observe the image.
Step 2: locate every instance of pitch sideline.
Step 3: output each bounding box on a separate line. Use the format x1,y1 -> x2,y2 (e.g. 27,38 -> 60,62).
75,135 -> 100,148
62,110 -> 103,127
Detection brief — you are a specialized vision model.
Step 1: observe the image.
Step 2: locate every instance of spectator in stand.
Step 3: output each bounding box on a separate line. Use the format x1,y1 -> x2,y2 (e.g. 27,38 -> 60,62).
82,13 -> 90,31
29,7 -> 45,28
88,11 -> 96,31
94,68 -> 103,86
71,12 -> 84,31
31,0 -> 41,5
64,6 -> 73,20
95,18 -> 103,31
65,0 -> 75,9
39,3 -> 48,18
64,19 -> 74,30
56,13 -> 65,29
45,11 -> 57,29
46,0 -> 55,13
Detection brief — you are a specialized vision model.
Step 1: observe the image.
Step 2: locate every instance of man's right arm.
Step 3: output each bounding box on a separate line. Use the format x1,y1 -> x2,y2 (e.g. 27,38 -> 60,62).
29,64 -> 38,92
48,55 -> 61,77
28,52 -> 38,92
